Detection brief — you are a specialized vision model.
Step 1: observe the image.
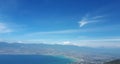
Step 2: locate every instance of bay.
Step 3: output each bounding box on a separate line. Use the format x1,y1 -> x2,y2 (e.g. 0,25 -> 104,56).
0,55 -> 73,64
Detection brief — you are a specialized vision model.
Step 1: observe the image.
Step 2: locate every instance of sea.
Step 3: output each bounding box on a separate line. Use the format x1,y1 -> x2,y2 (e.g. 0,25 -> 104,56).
0,55 -> 73,64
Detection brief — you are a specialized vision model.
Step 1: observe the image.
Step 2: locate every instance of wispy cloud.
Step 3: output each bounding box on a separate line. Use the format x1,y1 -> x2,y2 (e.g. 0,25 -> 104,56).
25,24 -> 120,36
79,20 -> 88,27
79,14 -> 105,27
92,15 -> 104,19
26,29 -> 80,36
0,22 -> 12,33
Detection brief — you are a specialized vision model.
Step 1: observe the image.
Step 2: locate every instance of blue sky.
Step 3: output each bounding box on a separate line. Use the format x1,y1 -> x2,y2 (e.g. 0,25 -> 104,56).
0,0 -> 120,47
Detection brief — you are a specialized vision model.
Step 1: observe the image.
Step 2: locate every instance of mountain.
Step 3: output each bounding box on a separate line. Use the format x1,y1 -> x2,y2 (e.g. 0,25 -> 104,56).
0,42 -> 120,64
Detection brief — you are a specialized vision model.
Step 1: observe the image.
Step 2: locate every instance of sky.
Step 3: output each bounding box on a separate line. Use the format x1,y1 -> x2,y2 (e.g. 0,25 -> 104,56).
0,0 -> 120,48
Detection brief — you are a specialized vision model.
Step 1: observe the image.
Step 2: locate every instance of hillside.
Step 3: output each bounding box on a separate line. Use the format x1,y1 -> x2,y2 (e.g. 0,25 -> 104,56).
104,59 -> 120,64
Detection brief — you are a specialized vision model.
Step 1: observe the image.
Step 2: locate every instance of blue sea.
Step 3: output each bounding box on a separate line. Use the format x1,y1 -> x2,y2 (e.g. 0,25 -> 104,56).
0,55 -> 73,64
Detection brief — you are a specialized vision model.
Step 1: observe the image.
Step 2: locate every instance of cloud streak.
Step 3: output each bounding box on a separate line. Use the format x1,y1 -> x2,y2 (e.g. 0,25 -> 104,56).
25,24 -> 120,37
79,14 -> 105,27
0,22 -> 12,33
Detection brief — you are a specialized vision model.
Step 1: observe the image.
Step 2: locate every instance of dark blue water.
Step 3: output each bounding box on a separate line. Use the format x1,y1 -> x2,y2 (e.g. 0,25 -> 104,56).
0,55 -> 73,64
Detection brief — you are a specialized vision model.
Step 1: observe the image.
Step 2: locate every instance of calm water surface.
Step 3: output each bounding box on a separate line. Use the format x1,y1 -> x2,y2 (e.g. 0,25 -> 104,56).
0,55 -> 73,64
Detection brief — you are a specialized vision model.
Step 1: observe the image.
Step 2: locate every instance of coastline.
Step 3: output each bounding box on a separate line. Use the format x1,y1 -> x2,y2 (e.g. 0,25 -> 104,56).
0,54 -> 75,64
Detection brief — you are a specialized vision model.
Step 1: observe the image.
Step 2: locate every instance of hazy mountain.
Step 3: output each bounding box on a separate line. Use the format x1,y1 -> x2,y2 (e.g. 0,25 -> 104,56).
0,42 -> 120,64
0,42 -> 120,55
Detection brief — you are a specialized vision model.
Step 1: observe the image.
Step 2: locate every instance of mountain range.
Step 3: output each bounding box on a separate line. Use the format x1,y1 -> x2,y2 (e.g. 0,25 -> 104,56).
0,42 -> 120,64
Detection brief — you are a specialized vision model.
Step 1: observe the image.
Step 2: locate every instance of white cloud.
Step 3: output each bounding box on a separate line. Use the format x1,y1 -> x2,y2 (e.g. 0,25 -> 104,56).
79,14 -> 104,27
0,22 -> 12,33
55,41 -> 77,46
92,15 -> 104,19
62,41 -> 71,45
79,20 -> 88,27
